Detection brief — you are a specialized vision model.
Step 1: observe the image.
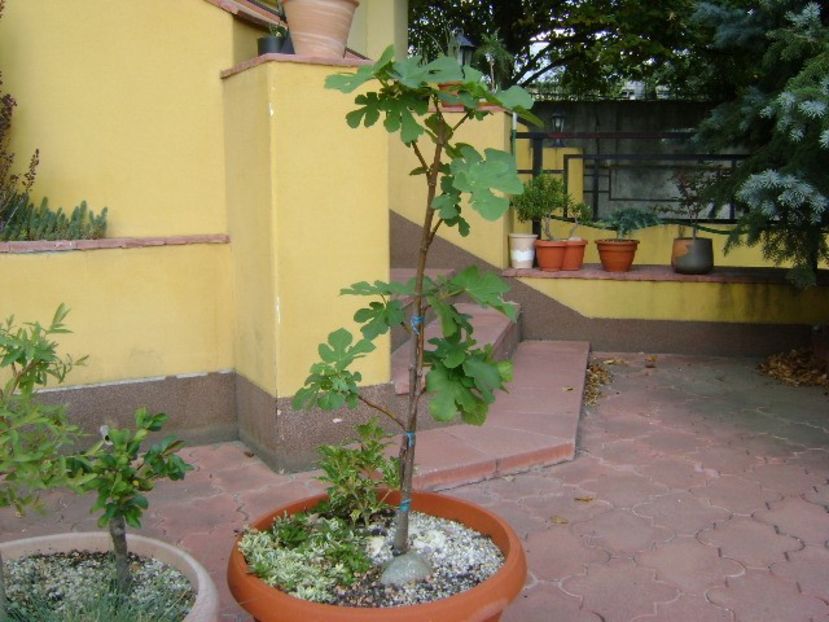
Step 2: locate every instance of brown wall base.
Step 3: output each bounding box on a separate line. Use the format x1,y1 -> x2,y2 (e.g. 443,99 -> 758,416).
40,371 -> 238,447
391,212 -> 812,357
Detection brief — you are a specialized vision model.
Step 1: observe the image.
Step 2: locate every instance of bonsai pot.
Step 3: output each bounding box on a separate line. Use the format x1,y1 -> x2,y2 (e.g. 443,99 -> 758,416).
561,239 -> 587,271
282,0 -> 359,58
508,233 -> 537,269
596,239 -> 639,272
671,237 -> 714,274
227,490 -> 527,622
534,240 -> 567,271
0,532 -> 219,622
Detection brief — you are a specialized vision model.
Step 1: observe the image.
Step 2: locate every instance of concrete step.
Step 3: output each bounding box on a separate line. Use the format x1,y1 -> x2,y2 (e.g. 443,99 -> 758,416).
398,340 -> 590,490
389,268 -> 455,351
391,302 -> 521,396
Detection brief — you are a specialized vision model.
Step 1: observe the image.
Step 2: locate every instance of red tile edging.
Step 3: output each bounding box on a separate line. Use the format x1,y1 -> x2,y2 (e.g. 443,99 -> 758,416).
0,234 -> 230,254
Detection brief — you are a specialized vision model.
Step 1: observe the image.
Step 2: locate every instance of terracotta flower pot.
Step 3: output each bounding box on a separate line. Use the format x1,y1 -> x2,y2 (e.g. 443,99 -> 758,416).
561,239 -> 587,271
671,237 -> 713,274
596,239 -> 639,272
227,490 -> 527,622
0,532 -> 219,622
282,0 -> 359,59
534,240 -> 567,271
508,233 -> 537,269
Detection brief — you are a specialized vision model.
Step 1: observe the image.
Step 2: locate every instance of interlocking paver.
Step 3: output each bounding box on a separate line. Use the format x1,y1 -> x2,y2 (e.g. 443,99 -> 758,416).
525,528 -> 610,581
579,471 -> 669,508
634,491 -> 730,535
699,517 -> 801,569
707,569 -> 828,622
503,585 -> 602,622
687,446 -> 758,475
562,560 -> 678,622
691,474 -> 782,515
755,496 -> 829,545
771,545 -> 829,602
572,509 -> 673,555
635,536 -> 744,594
804,484 -> 829,507
638,457 -> 714,490
745,463 -> 827,496
632,594 -> 733,622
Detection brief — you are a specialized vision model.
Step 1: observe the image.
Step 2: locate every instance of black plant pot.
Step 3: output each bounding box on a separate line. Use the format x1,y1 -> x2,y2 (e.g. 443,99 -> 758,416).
258,35 -> 287,55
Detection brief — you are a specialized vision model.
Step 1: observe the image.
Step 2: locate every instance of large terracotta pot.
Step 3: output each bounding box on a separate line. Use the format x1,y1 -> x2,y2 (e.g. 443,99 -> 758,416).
534,240 -> 567,271
0,532 -> 219,622
671,237 -> 713,274
508,233 -> 537,269
596,239 -> 639,272
227,490 -> 527,622
282,0 -> 359,59
561,239 -> 587,271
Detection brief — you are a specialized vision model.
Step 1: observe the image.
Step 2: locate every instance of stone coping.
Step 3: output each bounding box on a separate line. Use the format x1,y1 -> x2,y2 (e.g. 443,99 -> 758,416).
0,234 -> 230,254
221,52 -> 372,79
504,264 -> 829,286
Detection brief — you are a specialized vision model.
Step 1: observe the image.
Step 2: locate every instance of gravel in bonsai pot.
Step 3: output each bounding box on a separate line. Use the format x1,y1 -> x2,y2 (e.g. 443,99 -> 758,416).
227,45 -> 539,620
596,206 -> 661,272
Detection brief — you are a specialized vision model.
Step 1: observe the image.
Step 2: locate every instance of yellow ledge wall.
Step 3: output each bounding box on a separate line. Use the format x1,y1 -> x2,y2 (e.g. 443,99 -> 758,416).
519,277 -> 829,324
0,245 -> 234,385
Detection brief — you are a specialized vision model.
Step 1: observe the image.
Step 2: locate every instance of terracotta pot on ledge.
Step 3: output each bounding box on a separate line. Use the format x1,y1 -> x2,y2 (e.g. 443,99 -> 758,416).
282,0 -> 359,59
534,239 -> 567,271
561,239 -> 587,271
596,239 -> 639,272
227,490 -> 527,622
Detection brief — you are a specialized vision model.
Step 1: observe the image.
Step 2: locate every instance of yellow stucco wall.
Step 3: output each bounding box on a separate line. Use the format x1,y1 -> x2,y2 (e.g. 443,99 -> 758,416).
223,60 -> 390,398
0,0 -> 255,239
390,111 -> 514,268
0,245 -> 234,386
349,0 -> 408,60
519,277 -> 829,324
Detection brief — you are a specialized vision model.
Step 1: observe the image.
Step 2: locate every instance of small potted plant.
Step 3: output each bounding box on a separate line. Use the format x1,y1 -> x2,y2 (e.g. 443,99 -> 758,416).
512,174 -> 575,271
258,21 -> 289,55
561,201 -> 592,271
595,207 -> 661,272
667,169 -> 719,274
0,306 -> 218,621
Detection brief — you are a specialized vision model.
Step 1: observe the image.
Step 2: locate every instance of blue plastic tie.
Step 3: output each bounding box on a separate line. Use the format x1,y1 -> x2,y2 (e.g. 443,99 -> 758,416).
399,497 -> 411,513
405,431 -> 416,448
410,314 -> 424,335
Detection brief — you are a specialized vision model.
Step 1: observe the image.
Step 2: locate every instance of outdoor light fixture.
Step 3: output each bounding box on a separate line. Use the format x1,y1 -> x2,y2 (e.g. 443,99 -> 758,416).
550,110 -> 565,146
454,30 -> 476,67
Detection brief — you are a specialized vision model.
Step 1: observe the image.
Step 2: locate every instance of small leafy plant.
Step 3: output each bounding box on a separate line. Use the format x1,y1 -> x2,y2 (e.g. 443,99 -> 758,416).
0,304 -> 87,618
0,197 -> 108,241
511,174 -> 590,240
68,409 -> 193,594
600,206 -> 661,239
667,168 -> 728,239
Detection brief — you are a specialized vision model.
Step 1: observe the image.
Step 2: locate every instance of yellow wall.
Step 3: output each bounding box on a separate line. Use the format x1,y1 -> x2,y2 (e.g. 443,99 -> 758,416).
223,60 -> 390,398
0,245 -> 234,386
519,277 -> 829,324
0,0 -> 255,239
349,0 -> 408,60
390,111 -> 514,268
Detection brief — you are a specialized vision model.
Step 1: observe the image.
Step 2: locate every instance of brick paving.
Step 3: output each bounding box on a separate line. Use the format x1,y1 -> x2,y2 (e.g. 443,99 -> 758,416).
2,352 -> 829,621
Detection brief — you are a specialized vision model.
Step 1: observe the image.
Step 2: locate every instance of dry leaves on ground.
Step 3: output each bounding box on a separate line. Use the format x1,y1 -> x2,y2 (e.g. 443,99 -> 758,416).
759,349 -> 829,388
583,359 -> 613,405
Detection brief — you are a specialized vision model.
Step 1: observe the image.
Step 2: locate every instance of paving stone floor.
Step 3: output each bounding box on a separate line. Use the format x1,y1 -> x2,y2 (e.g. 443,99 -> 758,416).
3,352 -> 828,621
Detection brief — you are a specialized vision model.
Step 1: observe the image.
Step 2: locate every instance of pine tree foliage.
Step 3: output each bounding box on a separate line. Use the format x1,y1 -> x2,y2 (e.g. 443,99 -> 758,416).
693,0 -> 828,287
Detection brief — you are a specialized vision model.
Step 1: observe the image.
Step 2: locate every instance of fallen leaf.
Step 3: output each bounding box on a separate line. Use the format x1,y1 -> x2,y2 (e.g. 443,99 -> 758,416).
562,386 -> 574,392
574,496 -> 594,503
243,450 -> 255,458
550,515 -> 569,525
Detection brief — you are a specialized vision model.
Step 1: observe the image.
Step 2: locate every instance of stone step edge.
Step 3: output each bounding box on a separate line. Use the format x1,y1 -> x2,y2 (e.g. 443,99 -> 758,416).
398,340 -> 590,491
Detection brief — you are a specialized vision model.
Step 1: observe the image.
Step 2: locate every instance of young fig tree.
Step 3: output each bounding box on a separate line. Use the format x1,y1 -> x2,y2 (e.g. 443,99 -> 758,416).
293,47 -> 538,555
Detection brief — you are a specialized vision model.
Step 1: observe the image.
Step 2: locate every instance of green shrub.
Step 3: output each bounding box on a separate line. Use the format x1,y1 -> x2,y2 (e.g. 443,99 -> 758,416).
0,197 -> 107,241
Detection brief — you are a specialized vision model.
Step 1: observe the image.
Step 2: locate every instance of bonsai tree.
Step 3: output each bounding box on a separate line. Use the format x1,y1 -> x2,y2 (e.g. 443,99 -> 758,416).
0,305 -> 86,618
293,46 -> 538,558
668,168 -> 728,240
512,174 -> 582,240
600,206 -> 661,239
68,409 -> 193,594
